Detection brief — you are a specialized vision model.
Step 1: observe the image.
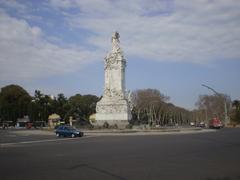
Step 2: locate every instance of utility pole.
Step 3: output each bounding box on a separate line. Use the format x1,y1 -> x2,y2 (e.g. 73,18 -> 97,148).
202,84 -> 229,125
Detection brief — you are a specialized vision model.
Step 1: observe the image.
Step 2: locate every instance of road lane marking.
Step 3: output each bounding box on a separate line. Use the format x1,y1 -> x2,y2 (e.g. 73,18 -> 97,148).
0,136 -> 97,147
1,129 -> 216,148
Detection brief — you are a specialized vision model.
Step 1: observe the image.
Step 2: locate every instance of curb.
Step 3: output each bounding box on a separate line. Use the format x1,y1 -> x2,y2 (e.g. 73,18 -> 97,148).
82,128 -> 216,136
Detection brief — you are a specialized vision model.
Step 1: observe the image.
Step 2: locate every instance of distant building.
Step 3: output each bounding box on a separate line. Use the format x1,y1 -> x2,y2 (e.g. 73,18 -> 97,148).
48,113 -> 61,128
17,116 -> 30,127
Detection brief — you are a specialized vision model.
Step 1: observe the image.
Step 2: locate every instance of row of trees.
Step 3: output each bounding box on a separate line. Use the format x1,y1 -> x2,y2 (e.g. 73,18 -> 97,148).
0,85 -> 99,125
29,90 -> 99,124
131,89 -> 191,126
131,88 -> 239,126
0,84 -> 239,127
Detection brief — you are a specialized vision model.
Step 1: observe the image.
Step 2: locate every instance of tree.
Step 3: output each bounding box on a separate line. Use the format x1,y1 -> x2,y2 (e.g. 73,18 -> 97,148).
231,100 -> 240,124
80,95 -> 99,119
131,88 -> 192,126
28,90 -> 53,124
0,84 -> 101,127
55,93 -> 70,121
68,94 -> 99,120
68,94 -> 83,120
195,94 -> 231,121
131,89 -> 170,125
0,84 -> 31,124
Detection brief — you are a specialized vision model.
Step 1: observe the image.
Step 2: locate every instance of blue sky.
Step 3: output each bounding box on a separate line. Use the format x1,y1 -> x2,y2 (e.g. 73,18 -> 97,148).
0,0 -> 240,110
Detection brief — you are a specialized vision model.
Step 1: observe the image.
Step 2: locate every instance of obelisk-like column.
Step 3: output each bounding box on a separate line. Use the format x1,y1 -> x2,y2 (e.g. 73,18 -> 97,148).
95,32 -> 131,128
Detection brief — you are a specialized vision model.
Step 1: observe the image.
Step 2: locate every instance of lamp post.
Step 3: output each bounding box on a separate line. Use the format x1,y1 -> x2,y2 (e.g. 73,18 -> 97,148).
201,84 -> 229,125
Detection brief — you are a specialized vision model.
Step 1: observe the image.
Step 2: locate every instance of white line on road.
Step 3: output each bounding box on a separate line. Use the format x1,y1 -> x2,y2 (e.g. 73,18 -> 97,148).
0,136 -> 97,148
1,129 -> 216,148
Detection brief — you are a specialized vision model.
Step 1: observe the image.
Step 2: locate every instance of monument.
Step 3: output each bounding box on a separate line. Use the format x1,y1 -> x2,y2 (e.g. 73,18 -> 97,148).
95,32 -> 131,128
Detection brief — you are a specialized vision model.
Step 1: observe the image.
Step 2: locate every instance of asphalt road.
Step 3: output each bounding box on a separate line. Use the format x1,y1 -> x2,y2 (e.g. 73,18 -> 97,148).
1,128 -> 240,180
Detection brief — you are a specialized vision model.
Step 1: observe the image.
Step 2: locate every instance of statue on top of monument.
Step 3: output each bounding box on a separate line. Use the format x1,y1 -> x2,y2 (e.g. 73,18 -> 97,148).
105,31 -> 123,70
111,31 -> 121,53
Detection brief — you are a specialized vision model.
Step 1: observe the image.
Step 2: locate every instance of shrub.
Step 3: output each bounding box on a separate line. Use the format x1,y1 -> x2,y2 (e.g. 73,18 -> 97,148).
111,124 -> 118,129
103,121 -> 109,129
125,124 -> 133,129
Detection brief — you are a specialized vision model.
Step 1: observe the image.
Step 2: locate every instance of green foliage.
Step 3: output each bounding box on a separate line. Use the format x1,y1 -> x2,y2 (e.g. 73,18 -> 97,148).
125,124 -> 133,129
0,84 -> 196,128
28,90 -> 53,123
0,84 -> 100,127
69,94 -> 99,120
55,93 -> 70,121
111,124 -> 118,129
0,84 -> 31,123
103,121 -> 109,128
231,100 -> 240,124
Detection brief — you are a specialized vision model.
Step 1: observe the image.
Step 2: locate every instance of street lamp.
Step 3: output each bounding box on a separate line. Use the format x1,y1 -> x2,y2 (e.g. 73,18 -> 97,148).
201,84 -> 229,125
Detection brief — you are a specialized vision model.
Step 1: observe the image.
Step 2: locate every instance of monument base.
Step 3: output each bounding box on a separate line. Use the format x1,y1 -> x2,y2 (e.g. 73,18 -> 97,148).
92,119 -> 129,129
94,98 -> 131,129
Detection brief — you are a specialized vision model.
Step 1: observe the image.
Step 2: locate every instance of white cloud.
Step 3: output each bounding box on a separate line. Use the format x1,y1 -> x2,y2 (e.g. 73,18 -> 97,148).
49,0 -> 77,9
50,0 -> 240,63
0,12 -> 101,81
1,0 -> 240,82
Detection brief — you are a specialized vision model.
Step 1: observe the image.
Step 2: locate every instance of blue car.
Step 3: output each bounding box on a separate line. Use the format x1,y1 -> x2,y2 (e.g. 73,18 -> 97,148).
55,125 -> 84,138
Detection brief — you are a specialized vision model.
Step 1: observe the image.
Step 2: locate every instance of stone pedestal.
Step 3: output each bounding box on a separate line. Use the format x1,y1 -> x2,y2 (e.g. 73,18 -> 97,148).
95,32 -> 131,128
95,98 -> 131,128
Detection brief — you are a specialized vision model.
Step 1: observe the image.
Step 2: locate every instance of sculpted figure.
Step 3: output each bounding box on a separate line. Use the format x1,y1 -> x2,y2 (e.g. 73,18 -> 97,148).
111,31 -> 121,53
105,32 -> 121,70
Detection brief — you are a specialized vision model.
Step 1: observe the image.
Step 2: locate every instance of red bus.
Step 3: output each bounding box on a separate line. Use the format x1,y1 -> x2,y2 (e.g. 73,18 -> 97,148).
209,118 -> 223,129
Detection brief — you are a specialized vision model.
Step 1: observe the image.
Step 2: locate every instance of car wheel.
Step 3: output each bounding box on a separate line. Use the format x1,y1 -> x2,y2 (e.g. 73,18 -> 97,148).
71,134 -> 75,138
56,133 -> 60,137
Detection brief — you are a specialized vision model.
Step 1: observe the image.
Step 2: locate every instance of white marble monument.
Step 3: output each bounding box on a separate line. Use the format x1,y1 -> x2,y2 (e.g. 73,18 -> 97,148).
95,32 -> 131,128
